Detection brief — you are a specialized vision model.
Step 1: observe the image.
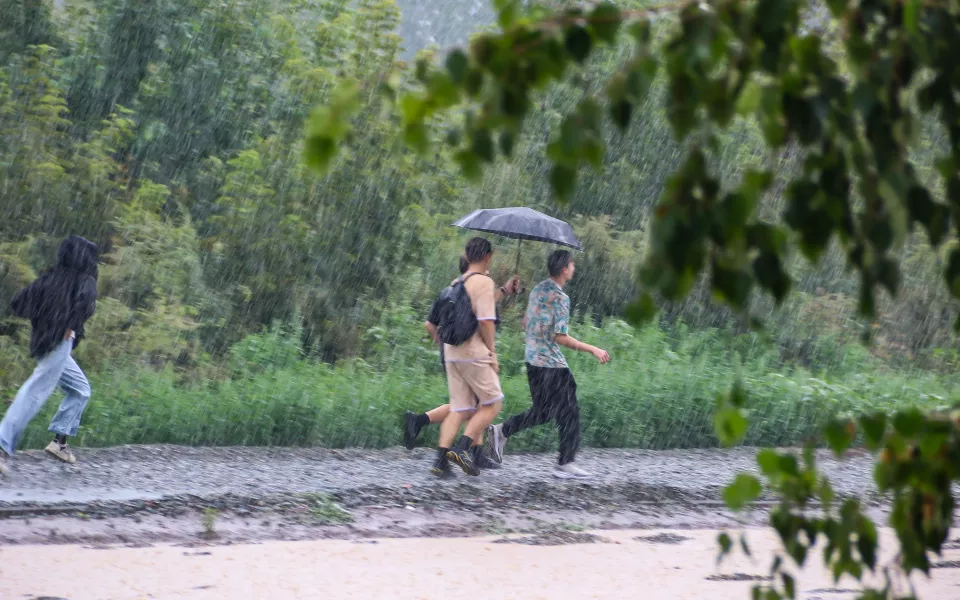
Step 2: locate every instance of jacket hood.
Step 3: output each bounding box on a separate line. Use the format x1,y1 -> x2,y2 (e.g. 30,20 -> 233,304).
56,235 -> 99,279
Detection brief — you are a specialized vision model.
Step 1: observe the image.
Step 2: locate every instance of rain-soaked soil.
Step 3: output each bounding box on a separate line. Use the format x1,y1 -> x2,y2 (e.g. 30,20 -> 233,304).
0,445 -> 889,547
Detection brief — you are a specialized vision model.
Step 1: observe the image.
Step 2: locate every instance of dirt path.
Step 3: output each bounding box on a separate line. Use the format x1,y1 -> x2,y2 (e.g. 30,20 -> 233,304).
3,528 -> 957,600
0,445 -> 891,547
0,445 -> 879,509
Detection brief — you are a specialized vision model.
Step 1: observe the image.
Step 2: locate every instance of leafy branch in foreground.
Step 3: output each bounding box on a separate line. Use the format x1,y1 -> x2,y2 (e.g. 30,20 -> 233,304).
716,399 -> 960,599
305,0 -> 960,598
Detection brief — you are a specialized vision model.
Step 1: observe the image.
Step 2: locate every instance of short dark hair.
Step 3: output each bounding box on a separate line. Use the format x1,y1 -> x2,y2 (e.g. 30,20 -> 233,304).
458,255 -> 469,274
547,249 -> 573,277
464,237 -> 493,263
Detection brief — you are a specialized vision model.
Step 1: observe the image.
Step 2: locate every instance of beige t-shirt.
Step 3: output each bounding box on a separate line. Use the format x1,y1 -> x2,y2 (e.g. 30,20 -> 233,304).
443,272 -> 497,363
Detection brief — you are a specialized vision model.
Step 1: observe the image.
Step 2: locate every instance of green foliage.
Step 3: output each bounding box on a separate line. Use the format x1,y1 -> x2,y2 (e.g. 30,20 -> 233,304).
15,316 -> 958,451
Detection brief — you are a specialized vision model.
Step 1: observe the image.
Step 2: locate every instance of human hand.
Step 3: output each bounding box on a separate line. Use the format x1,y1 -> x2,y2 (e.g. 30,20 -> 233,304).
65,330 -> 74,341
591,347 -> 611,364
506,275 -> 521,295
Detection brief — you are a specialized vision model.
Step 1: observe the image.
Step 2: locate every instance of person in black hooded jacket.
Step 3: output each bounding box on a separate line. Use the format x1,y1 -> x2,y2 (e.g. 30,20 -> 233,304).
0,235 -> 99,476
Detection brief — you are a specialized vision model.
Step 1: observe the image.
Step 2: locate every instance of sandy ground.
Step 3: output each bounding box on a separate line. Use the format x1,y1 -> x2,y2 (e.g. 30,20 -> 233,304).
3,528 -> 958,600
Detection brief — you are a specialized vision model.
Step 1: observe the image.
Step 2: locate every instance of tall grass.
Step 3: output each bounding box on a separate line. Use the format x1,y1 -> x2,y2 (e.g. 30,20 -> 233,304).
17,318 -> 958,451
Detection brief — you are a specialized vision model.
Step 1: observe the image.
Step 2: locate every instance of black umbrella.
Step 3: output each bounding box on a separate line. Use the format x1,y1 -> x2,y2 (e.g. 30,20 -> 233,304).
453,207 -> 581,272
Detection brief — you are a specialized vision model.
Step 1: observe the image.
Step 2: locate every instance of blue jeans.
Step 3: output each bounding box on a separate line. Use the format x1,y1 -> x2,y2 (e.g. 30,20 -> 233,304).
0,339 -> 91,456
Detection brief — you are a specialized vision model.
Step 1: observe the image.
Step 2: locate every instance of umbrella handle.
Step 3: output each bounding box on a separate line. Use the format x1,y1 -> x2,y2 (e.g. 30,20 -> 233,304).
514,239 -> 525,295
515,239 -> 522,273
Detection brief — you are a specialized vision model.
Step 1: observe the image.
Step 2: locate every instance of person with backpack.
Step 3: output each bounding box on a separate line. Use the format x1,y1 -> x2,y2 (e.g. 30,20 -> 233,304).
485,249 -> 610,479
403,256 -> 519,467
430,237 -> 506,478
0,235 -> 99,477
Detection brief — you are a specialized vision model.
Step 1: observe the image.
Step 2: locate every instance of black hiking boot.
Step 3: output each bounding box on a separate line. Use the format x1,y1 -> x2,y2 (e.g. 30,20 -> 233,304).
404,410 -> 427,450
447,447 -> 480,476
430,448 -> 455,479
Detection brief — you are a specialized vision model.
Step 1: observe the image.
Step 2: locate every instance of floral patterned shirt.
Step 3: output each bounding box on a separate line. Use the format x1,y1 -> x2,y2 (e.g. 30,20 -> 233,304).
524,278 -> 570,369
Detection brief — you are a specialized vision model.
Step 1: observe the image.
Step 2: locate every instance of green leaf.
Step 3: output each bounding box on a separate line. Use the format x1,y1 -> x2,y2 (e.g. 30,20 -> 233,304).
625,56 -> 657,102
499,130 -> 515,158
754,253 -> 791,304
715,406 -> 748,446
564,25 -> 593,63
819,476 -> 835,507
757,448 -> 782,477
717,532 -> 733,563
782,573 -> 796,600
609,98 -> 632,132
904,0 -> 919,36
857,518 -> 879,570
892,408 -> 926,437
471,129 -> 495,163
588,2 -> 621,44
858,413 -> 886,451
404,123 -> 429,154
728,379 -> 747,409
582,138 -> 604,169
718,531 -> 733,555
550,163 -> 578,202
737,80 -> 762,115
445,50 -> 469,84
494,0 -> 519,29
464,68 -> 485,98
629,20 -> 651,45
823,419 -> 855,456
877,257 -> 900,297
624,293 -> 656,325
723,473 -> 762,511
303,134 -> 337,171
578,97 -> 603,132
454,150 -> 483,181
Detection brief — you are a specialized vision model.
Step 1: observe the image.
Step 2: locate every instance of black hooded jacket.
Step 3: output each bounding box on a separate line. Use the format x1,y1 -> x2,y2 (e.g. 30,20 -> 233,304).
11,235 -> 99,358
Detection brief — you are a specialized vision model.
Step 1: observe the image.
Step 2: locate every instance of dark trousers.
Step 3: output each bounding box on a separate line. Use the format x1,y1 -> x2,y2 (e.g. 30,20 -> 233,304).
501,363 -> 580,465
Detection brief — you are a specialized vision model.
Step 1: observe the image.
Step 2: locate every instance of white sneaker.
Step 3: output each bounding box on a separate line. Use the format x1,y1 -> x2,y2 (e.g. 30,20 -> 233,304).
0,452 -> 9,477
45,440 -> 76,464
553,462 -> 591,479
486,423 -> 508,464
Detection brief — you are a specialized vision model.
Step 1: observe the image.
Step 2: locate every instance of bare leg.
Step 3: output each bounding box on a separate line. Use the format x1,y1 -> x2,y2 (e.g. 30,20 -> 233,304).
426,404 -> 450,424
438,410 -> 468,449
463,401 -> 502,441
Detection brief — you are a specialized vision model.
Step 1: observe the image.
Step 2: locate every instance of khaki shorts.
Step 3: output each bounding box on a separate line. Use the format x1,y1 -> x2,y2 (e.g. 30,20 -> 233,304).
445,361 -> 504,413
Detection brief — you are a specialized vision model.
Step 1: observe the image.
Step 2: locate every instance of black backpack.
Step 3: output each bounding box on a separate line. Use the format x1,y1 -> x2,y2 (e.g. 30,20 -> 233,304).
436,272 -> 482,346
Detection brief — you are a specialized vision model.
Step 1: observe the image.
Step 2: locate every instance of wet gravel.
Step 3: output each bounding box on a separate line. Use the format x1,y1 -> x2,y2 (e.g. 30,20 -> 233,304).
0,445 -> 881,516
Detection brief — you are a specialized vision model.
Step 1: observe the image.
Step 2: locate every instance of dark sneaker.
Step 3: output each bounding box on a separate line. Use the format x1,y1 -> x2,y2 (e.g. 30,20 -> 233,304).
45,440 -> 76,464
403,410 -> 425,450
473,447 -> 501,470
430,462 -> 455,479
430,454 -> 455,479
446,448 -> 480,476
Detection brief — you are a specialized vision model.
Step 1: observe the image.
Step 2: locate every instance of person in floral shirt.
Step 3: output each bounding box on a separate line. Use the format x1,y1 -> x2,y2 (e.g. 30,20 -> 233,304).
486,249 -> 610,479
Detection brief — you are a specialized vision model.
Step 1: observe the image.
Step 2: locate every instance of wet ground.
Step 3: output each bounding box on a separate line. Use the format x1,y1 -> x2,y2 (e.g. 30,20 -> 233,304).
0,445 -> 887,546
3,528 -> 959,600
4,445 -> 958,599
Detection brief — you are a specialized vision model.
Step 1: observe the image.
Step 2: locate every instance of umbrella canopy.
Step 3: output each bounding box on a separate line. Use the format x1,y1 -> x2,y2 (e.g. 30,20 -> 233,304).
452,207 -> 581,250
